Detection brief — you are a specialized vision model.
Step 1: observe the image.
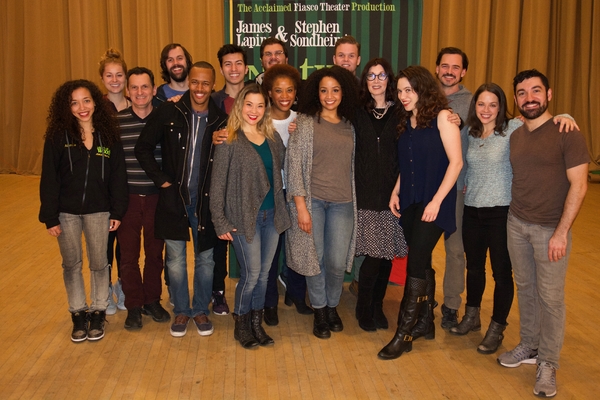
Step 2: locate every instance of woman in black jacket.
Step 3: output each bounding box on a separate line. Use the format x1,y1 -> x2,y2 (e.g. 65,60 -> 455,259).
39,80 -> 128,343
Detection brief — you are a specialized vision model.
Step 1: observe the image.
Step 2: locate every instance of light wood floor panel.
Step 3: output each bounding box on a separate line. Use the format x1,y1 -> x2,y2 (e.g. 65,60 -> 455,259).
1,174 -> 599,399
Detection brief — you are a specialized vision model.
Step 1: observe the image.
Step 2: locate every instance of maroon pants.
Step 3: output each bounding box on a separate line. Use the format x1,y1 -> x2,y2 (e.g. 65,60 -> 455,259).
117,193 -> 164,309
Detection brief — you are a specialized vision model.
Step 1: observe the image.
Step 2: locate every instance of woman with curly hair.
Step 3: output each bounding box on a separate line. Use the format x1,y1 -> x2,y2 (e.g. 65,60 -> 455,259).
210,84 -> 290,349
39,80 -> 128,342
353,58 -> 408,332
378,66 -> 462,359
285,66 -> 358,339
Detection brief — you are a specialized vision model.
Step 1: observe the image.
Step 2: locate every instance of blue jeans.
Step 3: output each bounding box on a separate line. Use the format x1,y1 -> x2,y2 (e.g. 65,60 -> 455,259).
507,212 -> 571,369
231,209 -> 280,315
57,212 -> 110,312
306,199 -> 353,309
164,201 -> 214,317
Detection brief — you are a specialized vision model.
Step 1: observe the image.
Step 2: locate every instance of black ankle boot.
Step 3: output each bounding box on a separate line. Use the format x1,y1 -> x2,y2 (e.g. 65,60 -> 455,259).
233,313 -> 259,349
477,319 -> 507,354
313,307 -> 331,339
412,269 -> 436,341
326,306 -> 343,332
372,302 -> 388,329
378,277 -> 427,360
284,292 -> 313,315
356,304 -> 376,332
263,306 -> 279,326
251,309 -> 274,346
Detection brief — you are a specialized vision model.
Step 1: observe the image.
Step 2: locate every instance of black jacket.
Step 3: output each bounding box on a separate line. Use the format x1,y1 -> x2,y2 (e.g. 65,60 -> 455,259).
135,93 -> 227,250
39,133 -> 128,229
353,104 -> 400,211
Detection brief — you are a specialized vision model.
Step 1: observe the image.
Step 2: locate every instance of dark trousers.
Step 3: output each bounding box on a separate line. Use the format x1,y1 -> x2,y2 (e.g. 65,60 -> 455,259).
117,194 -> 165,309
401,203 -> 444,279
212,238 -> 229,293
107,231 -> 121,279
358,256 -> 392,304
462,205 -> 513,325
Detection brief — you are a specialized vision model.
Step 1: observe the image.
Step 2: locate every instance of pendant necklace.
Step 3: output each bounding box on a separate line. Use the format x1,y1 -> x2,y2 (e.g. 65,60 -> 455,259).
372,101 -> 393,119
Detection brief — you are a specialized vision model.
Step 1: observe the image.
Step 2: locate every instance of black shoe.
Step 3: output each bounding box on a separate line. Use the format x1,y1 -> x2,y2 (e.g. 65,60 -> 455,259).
356,305 -> 376,332
88,310 -> 106,341
263,306 -> 279,326
313,307 -> 331,339
372,302 -> 389,330
284,292 -> 313,315
124,308 -> 143,330
70,311 -> 88,342
143,300 -> 171,322
325,306 -> 343,332
441,304 -> 459,329
251,309 -> 274,346
233,313 -> 259,349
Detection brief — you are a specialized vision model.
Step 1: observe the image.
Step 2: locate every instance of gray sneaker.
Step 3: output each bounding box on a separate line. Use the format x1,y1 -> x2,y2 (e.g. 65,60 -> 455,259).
497,343 -> 538,368
534,362 -> 557,397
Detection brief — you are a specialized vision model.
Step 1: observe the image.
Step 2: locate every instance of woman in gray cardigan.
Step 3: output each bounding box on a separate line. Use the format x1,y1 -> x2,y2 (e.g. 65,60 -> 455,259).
285,66 -> 359,339
210,84 -> 290,349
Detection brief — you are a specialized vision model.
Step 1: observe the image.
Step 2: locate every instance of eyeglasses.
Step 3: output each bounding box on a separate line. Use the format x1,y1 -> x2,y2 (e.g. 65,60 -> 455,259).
366,73 -> 388,81
263,50 -> 285,58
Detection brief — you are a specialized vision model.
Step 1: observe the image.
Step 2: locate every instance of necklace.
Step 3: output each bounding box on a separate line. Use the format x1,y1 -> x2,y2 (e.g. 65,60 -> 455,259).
372,101 -> 393,119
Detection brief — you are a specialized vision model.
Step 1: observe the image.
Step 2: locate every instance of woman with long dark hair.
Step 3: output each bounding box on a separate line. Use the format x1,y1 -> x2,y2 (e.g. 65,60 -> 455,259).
39,79 -> 128,342
285,66 -> 359,339
378,66 -> 462,359
353,58 -> 408,331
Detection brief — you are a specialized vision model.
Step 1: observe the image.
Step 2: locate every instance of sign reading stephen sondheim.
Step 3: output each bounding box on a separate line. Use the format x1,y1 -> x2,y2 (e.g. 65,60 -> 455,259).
224,0 -> 422,79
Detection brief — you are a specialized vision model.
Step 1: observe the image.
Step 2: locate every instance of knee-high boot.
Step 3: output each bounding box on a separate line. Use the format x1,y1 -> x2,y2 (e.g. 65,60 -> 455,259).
411,269 -> 436,340
377,276 -> 427,360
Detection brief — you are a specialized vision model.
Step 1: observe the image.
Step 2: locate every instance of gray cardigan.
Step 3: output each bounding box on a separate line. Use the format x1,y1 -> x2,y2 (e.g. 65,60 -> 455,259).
284,114 -> 357,277
210,129 -> 290,243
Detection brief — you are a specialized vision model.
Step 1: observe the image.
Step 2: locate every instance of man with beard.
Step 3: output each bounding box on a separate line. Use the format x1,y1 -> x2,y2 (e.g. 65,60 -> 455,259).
136,62 -> 228,338
430,47 -> 472,331
155,43 -> 193,104
252,37 -> 288,85
497,69 -> 589,398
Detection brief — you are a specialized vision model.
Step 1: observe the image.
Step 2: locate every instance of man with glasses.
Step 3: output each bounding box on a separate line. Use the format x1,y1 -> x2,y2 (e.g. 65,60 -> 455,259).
253,37 -> 289,85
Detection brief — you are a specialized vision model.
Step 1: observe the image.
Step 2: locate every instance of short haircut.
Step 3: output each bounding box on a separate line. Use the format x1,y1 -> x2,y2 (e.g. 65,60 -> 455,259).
99,48 -> 127,76
191,61 -> 216,81
259,37 -> 289,59
513,69 -> 550,93
334,35 -> 361,56
126,67 -> 155,87
435,47 -> 469,71
262,64 -> 302,93
217,44 -> 248,67
159,43 -> 193,83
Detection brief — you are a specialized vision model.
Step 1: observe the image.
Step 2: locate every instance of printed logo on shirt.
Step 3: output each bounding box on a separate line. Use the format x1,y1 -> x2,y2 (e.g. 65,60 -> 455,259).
96,146 -> 111,158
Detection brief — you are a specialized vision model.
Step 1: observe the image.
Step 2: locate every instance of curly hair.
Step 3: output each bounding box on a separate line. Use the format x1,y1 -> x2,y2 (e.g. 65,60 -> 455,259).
98,48 -> 127,77
159,43 -> 193,83
226,83 -> 276,143
45,80 -> 120,147
467,83 -> 511,138
262,64 -> 301,93
359,58 -> 396,112
395,65 -> 448,136
298,65 -> 358,123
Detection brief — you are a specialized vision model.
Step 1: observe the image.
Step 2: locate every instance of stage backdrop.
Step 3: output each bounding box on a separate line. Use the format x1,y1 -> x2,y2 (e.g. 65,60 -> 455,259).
224,0 -> 422,79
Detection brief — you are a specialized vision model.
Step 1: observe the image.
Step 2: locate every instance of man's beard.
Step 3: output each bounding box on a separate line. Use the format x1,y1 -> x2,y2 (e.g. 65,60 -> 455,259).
518,101 -> 548,120
169,65 -> 188,83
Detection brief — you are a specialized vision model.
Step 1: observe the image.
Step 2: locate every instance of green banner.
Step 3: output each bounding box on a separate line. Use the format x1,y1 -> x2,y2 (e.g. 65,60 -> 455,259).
224,0 -> 422,79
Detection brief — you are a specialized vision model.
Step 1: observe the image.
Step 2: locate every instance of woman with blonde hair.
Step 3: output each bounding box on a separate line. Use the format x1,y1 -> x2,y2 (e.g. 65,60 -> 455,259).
99,48 -> 130,112
210,83 -> 290,349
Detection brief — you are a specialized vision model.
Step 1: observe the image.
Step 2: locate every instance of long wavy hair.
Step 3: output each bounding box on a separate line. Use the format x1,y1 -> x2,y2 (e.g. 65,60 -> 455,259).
44,79 -> 120,147
226,83 -> 276,143
395,65 -> 449,136
466,83 -> 511,138
298,65 -> 358,123
359,58 -> 396,112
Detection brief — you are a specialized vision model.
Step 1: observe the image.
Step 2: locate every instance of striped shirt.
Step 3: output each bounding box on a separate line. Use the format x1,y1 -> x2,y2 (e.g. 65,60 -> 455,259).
116,107 -> 161,195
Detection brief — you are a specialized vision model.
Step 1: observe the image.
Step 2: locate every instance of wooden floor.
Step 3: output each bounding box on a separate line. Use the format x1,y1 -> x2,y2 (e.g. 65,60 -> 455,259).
1,174 -> 599,399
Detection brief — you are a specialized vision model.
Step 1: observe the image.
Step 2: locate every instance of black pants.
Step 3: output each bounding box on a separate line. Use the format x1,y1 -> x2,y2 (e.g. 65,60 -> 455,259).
462,205 -> 513,325
212,238 -> 229,293
401,203 -> 444,280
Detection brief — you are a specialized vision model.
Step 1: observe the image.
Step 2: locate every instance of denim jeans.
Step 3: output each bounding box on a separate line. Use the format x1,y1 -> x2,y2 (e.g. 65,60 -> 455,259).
462,205 -> 513,325
117,194 -> 165,309
231,209 -> 280,315
507,212 -> 571,369
306,199 -> 353,309
164,200 -> 214,317
57,212 -> 110,312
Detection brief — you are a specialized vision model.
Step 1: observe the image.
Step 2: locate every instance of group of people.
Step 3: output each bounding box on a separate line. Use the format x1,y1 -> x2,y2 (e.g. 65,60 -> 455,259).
39,36 -> 589,398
